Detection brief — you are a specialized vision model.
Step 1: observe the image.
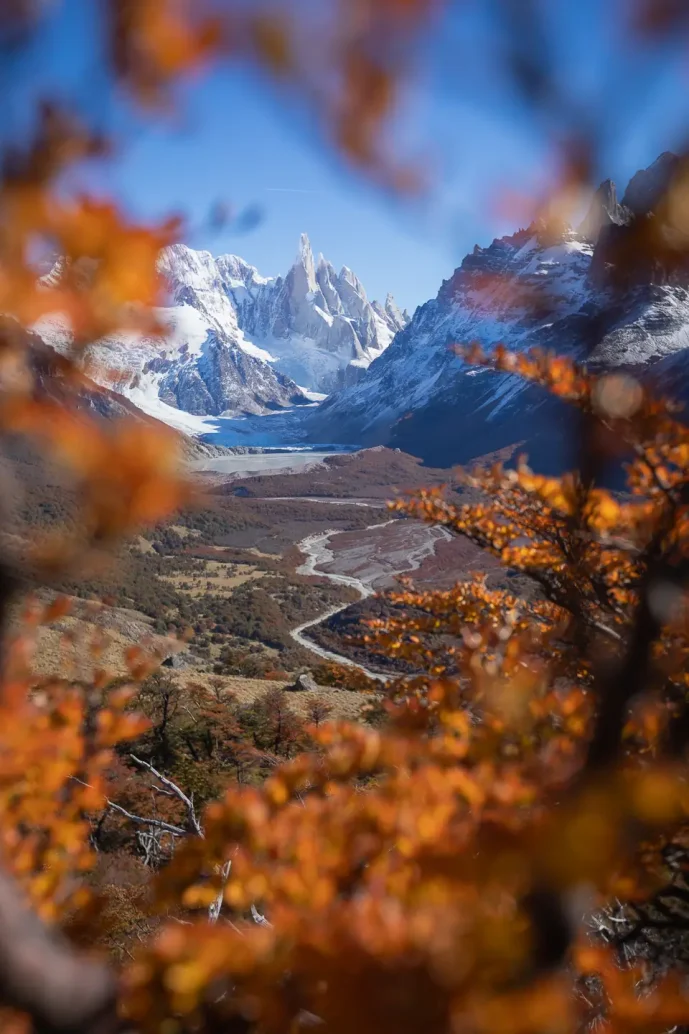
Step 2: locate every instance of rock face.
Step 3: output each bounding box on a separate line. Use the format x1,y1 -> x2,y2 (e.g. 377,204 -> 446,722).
621,151 -> 680,214
578,179 -> 628,242
33,258 -> 301,433
162,651 -> 193,670
224,234 -> 408,392
308,152 -> 689,471
5,318 -> 179,429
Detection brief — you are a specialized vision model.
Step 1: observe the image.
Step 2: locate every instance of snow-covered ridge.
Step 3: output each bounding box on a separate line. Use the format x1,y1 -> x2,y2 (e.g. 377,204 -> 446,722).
308,152 -> 689,469
32,235 -> 407,433
311,227 -> 596,443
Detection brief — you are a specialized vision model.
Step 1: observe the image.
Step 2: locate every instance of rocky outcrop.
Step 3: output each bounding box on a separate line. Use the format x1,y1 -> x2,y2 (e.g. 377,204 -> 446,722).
588,154 -> 689,291
288,672 -> 320,692
162,651 -> 193,670
157,334 -> 303,417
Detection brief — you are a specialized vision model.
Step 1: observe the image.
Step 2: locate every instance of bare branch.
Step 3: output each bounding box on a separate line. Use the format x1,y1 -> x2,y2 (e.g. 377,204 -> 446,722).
129,754 -> 204,836
251,903 -> 271,928
106,800 -> 186,837
209,861 -> 231,925
588,619 -> 624,644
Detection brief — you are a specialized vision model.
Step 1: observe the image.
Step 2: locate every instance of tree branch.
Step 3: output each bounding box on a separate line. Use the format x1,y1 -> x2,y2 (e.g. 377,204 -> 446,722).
588,618 -> 624,644
0,864 -> 122,1033
209,861 -> 231,925
129,754 -> 204,837
250,903 -> 271,928
106,800 -> 186,837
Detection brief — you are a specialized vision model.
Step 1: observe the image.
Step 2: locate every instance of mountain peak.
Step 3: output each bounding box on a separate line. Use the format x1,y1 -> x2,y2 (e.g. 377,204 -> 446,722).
292,232 -> 316,286
311,152 -> 689,470
578,178 -> 627,242
297,232 -> 313,262
382,292 -> 408,331
216,252 -> 268,287
622,151 -> 680,215
650,150 -> 678,168
35,233 -> 405,418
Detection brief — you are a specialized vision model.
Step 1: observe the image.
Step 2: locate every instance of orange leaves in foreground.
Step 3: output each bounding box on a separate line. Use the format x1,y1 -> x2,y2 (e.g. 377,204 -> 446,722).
119,347 -> 689,1033
0,107 -> 193,577
0,612 -> 152,923
1,399 -> 192,567
4,1 -> 689,1026
108,0 -> 224,105
0,114 -> 195,575
104,0 -> 435,186
123,700 -> 689,1032
2,193 -> 181,341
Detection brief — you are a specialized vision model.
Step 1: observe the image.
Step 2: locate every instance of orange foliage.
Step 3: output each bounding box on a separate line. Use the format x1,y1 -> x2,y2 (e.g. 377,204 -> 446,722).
117,355 -> 689,1032
0,598 -> 152,918
2,2 -> 689,1033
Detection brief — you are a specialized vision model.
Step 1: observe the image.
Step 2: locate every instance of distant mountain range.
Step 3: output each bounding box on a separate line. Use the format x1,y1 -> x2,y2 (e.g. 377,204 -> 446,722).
33,234 -> 408,434
29,152 -> 689,472
309,151 -> 689,470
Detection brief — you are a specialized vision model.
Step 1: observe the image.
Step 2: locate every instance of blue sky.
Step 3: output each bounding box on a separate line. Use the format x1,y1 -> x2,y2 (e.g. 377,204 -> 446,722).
8,0 -> 689,312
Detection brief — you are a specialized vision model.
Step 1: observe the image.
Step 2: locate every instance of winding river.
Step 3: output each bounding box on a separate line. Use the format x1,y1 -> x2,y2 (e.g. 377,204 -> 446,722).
291,519 -> 452,681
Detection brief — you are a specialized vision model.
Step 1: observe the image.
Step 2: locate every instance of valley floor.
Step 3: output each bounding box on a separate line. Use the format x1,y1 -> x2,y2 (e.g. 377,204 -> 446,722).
28,445 -> 494,716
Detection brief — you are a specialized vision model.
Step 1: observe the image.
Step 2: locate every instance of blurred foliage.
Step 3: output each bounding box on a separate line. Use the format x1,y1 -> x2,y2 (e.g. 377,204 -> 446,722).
2,2 -> 689,1034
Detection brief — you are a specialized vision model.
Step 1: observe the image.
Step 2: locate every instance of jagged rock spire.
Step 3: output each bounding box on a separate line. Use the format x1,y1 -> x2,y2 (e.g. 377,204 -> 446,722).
292,232 -> 316,293
578,179 -> 627,242
297,231 -> 314,264
384,292 -> 405,329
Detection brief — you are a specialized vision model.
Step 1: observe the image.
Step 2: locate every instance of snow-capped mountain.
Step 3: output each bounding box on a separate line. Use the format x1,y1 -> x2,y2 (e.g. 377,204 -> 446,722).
309,152 -> 689,471
157,233 -> 407,394
224,233 -> 408,392
32,235 -> 407,432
